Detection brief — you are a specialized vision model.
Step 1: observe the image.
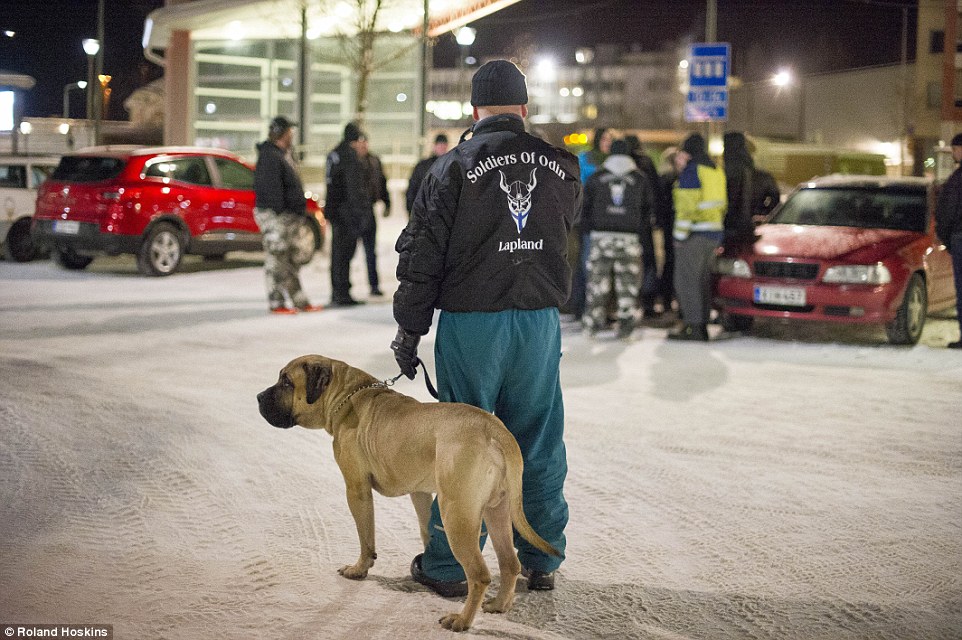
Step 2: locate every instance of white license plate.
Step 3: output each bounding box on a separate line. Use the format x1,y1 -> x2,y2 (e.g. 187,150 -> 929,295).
53,220 -> 80,235
754,285 -> 806,306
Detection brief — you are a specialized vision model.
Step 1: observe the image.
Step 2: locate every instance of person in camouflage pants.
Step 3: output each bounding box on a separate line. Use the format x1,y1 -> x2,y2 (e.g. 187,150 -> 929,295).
252,116 -> 321,314
580,139 -> 655,339
253,209 -> 312,310
583,232 -> 642,337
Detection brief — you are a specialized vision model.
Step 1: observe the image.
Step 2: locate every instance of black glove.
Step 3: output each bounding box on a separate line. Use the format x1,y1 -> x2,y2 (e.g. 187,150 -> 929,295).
391,327 -> 420,380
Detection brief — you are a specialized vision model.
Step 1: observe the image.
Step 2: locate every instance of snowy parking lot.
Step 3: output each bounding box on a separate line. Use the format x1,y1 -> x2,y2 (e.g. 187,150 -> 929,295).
1,217 -> 960,639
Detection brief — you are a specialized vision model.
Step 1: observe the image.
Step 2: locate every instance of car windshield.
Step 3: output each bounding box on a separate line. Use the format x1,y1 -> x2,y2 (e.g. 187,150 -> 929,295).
51,156 -> 126,183
771,186 -> 927,232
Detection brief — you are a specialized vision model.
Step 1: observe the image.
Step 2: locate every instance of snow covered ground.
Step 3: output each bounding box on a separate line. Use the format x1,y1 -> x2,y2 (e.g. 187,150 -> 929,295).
1,216 -> 960,639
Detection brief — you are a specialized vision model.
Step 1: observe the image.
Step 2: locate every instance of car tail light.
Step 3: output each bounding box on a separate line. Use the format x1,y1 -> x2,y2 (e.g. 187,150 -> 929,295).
99,187 -> 128,230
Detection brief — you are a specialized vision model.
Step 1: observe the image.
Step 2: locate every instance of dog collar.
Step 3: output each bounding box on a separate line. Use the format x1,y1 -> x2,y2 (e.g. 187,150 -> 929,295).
330,378 -> 395,416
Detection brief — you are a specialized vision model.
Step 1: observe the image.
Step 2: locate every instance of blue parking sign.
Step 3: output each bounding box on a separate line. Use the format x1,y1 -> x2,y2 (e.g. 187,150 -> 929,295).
686,43 -> 729,122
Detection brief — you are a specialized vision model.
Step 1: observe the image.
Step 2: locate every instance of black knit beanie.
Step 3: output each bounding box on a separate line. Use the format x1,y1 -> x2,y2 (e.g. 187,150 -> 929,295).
470,60 -> 528,107
682,133 -> 707,156
344,122 -> 362,142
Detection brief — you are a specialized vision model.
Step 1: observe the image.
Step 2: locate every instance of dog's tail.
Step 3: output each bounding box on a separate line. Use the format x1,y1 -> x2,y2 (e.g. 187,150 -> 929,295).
501,433 -> 561,558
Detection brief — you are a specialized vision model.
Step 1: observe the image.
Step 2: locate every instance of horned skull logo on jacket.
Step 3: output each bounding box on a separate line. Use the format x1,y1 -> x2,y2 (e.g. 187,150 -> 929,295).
500,168 -> 537,234
610,181 -> 626,207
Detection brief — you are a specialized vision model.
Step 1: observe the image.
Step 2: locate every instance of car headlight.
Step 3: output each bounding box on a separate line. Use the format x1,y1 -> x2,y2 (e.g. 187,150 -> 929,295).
715,257 -> 751,278
822,263 -> 891,285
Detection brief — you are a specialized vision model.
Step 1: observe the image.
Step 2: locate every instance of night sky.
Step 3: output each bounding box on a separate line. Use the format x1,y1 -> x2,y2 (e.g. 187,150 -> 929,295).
0,0 -> 165,119
0,0 -> 917,120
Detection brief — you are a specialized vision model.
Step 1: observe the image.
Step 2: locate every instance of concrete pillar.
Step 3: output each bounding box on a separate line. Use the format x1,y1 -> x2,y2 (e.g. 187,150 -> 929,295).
164,30 -> 193,146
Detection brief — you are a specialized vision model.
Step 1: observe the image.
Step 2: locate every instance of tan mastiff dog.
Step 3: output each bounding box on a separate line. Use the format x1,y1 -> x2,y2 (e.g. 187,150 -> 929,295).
257,355 -> 560,632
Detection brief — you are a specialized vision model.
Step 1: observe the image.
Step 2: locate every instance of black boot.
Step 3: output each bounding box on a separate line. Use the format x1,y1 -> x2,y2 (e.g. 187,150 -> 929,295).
667,323 -> 709,342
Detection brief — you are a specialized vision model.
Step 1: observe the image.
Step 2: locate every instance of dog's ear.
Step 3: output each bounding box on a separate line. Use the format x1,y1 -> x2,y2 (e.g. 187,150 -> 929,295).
304,363 -> 332,405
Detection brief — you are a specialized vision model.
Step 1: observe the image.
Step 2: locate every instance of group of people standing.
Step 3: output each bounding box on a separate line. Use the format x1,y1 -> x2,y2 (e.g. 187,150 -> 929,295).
252,118 -> 391,313
573,126 -> 779,342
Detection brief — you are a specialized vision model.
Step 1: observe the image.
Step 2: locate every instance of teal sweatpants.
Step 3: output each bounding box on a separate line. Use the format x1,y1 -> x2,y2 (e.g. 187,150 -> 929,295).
420,308 -> 569,581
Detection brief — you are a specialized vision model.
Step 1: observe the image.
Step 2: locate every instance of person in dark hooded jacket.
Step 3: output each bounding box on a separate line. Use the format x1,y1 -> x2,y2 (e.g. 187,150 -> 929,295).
581,139 -> 655,339
624,134 -> 663,316
568,128 -> 613,319
722,131 -> 779,246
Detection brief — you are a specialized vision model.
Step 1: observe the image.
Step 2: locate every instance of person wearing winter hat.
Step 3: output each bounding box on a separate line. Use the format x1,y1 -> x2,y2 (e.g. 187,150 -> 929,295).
580,138 -> 656,339
324,121 -> 376,306
252,116 -> 323,314
568,128 -> 614,319
668,132 -> 727,341
393,59 -> 580,599
935,132 -> 962,348
406,133 -> 449,215
721,131 -> 779,246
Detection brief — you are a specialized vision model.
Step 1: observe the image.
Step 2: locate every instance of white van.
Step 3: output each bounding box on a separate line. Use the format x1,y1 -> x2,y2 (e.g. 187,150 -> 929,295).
0,155 -> 59,261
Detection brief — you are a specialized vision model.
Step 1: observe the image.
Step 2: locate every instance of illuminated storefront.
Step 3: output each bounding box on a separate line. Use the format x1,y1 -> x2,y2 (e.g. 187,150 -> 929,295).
143,0 -> 520,180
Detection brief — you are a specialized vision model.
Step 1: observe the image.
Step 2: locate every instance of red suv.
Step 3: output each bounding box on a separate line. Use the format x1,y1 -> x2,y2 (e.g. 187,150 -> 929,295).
32,146 -> 324,276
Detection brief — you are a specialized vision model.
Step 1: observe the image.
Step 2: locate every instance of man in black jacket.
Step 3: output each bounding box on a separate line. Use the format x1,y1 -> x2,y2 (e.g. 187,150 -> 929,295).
722,131 -> 779,246
253,116 -> 322,314
581,139 -> 655,339
325,122 -> 375,306
392,60 -> 581,595
624,134 -> 662,316
935,133 -> 962,349
405,133 -> 449,215
357,134 -> 391,297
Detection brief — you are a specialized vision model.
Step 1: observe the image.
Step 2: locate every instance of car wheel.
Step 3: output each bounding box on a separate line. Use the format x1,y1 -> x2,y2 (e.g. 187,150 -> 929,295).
4,218 -> 39,262
721,312 -> 754,333
138,222 -> 184,276
53,245 -> 94,270
886,272 -> 927,345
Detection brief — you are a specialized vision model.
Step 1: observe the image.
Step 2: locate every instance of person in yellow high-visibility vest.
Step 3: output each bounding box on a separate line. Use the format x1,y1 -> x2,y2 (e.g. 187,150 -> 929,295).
669,133 -> 726,341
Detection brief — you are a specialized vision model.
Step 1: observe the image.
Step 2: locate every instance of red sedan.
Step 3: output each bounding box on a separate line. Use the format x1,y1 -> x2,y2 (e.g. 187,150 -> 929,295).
714,175 -> 956,345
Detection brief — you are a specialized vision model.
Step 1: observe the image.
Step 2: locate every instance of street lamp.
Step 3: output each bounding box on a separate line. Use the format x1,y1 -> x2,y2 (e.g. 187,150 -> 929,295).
455,26 -> 476,47
455,27 -> 476,118
771,68 -> 792,88
576,47 -> 596,121
19,120 -> 31,155
769,68 -> 804,142
63,80 -> 88,118
82,38 -> 100,119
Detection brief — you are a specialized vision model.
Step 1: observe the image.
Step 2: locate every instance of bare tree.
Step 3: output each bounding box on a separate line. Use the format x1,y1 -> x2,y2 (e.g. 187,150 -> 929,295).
304,0 -> 423,126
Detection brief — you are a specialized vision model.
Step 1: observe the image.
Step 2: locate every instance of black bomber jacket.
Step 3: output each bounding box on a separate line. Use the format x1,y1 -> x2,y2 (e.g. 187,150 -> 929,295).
253,141 -> 306,216
394,114 -> 582,335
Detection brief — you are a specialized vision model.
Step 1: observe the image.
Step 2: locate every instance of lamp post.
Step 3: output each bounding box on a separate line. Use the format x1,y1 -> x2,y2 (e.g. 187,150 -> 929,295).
82,38 -> 100,120
576,47 -> 596,122
18,120 -> 31,155
769,68 -> 805,142
63,80 -> 88,118
455,26 -> 476,119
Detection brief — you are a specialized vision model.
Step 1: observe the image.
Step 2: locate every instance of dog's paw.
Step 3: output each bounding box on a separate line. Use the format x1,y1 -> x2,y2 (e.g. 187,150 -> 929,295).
337,564 -> 369,580
439,613 -> 471,632
483,596 -> 513,614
